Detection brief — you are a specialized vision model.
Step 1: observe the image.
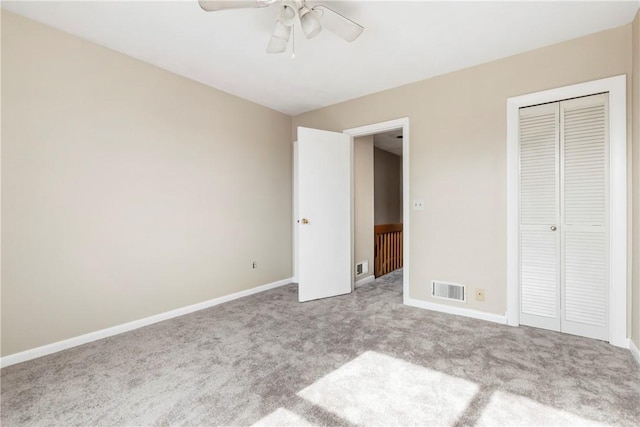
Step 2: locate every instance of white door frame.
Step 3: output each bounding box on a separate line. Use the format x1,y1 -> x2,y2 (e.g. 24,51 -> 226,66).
344,117 -> 410,300
506,75 -> 627,348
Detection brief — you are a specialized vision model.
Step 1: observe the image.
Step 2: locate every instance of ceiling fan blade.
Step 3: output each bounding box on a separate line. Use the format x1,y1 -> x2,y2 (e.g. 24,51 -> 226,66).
198,0 -> 271,12
266,21 -> 291,53
311,5 -> 363,42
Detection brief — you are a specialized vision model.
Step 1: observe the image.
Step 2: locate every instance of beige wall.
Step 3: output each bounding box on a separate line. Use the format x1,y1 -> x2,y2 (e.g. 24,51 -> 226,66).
2,11 -> 638,357
374,148 -> 402,225
354,136 -> 374,280
1,12 -> 292,356
632,10 -> 640,348
293,24 -> 632,316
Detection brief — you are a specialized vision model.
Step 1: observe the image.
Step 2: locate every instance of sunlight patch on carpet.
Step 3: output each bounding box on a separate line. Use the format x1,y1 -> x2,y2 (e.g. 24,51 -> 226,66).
297,351 -> 479,426
476,390 -> 608,426
252,408 -> 314,426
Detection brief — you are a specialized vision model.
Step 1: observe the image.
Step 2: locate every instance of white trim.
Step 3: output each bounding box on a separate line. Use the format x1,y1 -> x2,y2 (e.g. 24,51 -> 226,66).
405,297 -> 508,325
506,75 -> 627,347
629,339 -> 640,366
355,275 -> 376,288
0,277 -> 293,368
344,117 -> 410,302
506,96 -> 520,327
350,132 -> 355,291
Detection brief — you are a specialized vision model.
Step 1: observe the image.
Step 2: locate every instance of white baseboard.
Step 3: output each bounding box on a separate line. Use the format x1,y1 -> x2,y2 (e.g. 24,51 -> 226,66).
630,338 -> 640,366
355,275 -> 375,288
0,277 -> 294,369
403,297 -> 508,325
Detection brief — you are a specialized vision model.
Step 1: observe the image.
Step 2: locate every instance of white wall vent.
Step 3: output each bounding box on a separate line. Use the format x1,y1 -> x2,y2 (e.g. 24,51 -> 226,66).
356,260 -> 368,276
431,280 -> 466,303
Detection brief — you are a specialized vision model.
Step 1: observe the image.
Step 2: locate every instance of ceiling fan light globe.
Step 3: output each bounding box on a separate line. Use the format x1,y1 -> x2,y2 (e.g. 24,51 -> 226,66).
272,20 -> 291,39
278,4 -> 296,26
267,20 -> 291,53
266,36 -> 288,53
299,6 -> 322,39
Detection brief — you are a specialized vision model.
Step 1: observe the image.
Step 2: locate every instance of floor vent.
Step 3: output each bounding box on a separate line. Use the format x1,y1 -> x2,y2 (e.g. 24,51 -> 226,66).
432,280 -> 466,302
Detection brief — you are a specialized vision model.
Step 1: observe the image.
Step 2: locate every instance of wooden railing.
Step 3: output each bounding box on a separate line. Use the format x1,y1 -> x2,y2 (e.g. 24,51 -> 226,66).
374,223 -> 403,278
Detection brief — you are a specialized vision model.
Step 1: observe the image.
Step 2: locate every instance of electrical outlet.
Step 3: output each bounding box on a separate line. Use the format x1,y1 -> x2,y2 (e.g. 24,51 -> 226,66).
412,200 -> 425,210
252,261 -> 257,269
475,288 -> 485,301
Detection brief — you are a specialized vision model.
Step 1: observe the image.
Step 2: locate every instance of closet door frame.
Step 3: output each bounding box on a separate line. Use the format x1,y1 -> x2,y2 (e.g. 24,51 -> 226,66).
506,75 -> 627,348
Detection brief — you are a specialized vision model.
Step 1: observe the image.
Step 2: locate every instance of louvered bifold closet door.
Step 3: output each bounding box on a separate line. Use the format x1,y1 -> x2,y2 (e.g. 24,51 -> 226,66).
519,103 -> 561,332
560,94 -> 609,341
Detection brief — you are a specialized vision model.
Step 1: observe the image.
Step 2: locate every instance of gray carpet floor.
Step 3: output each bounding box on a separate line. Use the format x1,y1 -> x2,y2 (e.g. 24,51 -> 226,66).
1,269 -> 639,426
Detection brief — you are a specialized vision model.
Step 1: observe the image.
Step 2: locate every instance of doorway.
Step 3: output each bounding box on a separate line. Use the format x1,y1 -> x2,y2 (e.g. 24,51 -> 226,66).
345,118 -> 410,301
353,129 -> 404,286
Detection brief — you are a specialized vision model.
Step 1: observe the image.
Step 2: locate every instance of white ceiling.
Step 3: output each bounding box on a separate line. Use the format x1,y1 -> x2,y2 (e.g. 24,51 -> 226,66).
3,1 -> 639,115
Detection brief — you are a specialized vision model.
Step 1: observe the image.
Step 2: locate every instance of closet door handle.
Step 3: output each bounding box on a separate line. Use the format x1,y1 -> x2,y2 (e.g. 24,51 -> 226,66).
550,226 -> 557,231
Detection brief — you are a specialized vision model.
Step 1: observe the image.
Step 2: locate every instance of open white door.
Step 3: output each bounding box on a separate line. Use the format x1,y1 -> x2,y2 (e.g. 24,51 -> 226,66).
297,127 -> 352,302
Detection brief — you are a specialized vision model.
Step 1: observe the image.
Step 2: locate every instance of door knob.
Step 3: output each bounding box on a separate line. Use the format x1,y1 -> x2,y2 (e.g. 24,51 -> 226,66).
550,225 -> 557,231
301,218 -> 309,224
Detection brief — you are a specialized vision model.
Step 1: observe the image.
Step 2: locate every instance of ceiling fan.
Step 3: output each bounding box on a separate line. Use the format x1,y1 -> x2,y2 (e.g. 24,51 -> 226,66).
198,0 -> 364,54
